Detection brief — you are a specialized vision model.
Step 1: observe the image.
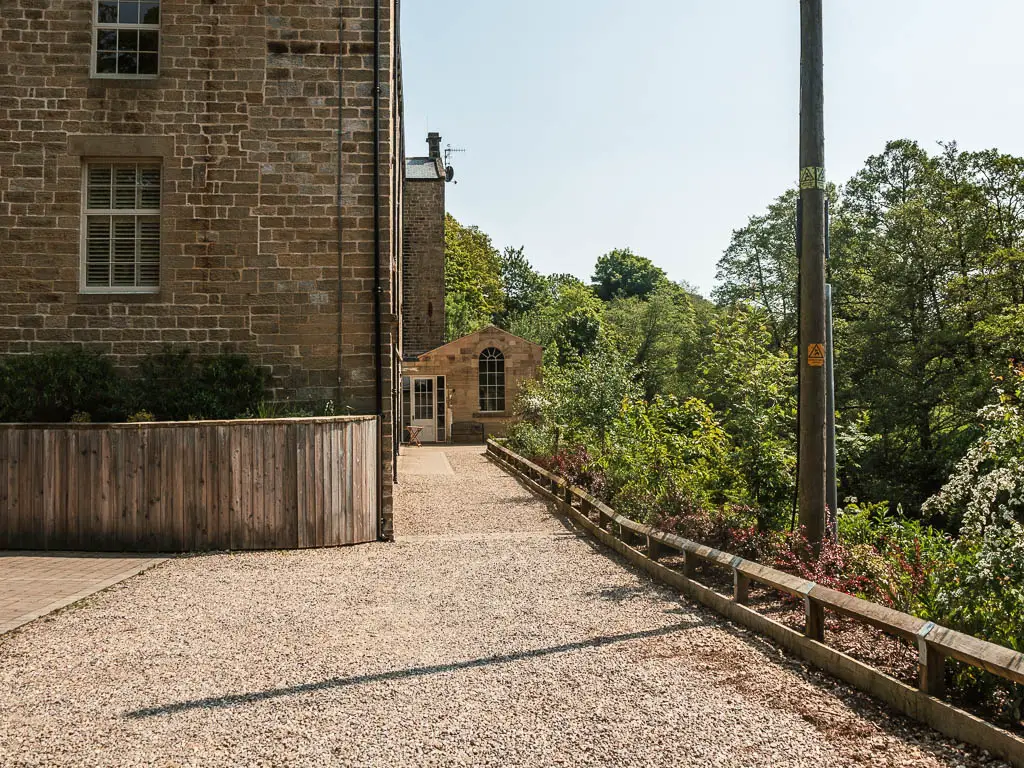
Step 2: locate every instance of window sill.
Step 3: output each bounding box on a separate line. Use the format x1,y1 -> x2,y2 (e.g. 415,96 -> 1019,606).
77,289 -> 162,303
86,76 -> 163,92
474,411 -> 507,418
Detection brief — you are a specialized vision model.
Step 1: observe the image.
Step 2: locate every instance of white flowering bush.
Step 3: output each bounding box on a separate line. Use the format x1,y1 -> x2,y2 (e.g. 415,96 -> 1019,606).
922,366 -> 1024,719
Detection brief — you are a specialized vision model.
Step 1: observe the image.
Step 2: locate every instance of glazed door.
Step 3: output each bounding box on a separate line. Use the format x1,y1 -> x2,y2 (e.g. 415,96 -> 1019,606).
411,378 -> 436,443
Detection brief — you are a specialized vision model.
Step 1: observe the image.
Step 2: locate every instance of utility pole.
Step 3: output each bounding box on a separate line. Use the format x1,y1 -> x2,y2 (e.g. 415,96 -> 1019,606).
798,0 -> 827,549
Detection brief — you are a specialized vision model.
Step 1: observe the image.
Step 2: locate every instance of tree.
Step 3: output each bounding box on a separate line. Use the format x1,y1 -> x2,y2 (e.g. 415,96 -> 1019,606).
444,214 -> 505,340
714,189 -> 800,351
592,248 -> 666,301
605,282 -> 697,400
693,308 -> 796,528
553,307 -> 602,363
496,246 -> 548,326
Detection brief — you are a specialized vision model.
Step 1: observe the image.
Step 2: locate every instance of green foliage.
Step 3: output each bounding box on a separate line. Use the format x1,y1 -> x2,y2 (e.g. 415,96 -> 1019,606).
514,345 -> 639,449
131,347 -> 267,421
444,214 -> 505,340
692,308 -> 796,528
922,366 -> 1024,685
592,248 -> 666,301
0,347 -> 268,424
601,396 -> 738,520
0,347 -> 123,423
552,307 -> 602,363
713,188 -> 802,350
496,246 -> 548,326
604,283 -> 697,400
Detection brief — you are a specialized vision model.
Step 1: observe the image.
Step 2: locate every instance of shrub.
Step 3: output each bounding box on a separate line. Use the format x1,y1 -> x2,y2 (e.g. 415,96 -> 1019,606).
130,347 -> 268,421
0,347 -> 125,423
0,347 -> 269,424
602,396 -> 741,521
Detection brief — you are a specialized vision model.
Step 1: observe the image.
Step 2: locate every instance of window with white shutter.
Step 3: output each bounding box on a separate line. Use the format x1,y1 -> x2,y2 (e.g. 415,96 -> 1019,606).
82,163 -> 161,292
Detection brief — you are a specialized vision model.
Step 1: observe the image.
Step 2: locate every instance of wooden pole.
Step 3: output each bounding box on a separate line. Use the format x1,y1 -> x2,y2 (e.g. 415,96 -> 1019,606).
798,0 -> 827,549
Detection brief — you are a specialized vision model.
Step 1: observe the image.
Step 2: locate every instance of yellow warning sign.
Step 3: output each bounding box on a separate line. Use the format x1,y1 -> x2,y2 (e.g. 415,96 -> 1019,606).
808,344 -> 826,367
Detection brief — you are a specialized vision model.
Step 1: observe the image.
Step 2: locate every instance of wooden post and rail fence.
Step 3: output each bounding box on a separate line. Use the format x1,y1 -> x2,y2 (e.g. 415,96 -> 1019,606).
486,439 -> 1024,767
0,416 -> 379,553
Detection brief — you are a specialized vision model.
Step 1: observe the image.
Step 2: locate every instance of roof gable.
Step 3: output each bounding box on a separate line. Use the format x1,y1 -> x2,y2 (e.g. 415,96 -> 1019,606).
416,325 -> 543,360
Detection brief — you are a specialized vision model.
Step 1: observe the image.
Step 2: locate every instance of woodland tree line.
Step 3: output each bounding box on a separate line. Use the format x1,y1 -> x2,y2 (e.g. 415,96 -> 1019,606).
446,139 -> 1024,722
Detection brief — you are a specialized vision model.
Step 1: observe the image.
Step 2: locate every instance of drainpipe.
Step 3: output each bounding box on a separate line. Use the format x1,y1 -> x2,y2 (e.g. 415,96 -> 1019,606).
373,0 -> 385,537
336,0 -> 345,406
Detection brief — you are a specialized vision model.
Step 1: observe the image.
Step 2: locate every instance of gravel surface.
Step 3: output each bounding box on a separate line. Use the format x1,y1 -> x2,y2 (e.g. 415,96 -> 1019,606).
0,445 -> 1009,767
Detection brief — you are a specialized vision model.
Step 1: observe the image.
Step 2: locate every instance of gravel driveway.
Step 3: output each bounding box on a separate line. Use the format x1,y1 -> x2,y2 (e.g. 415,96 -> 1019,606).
0,446 -> 1006,767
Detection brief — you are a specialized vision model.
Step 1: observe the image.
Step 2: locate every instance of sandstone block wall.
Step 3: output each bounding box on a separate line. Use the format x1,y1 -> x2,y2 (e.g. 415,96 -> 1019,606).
0,0 -> 401,534
401,171 -> 445,358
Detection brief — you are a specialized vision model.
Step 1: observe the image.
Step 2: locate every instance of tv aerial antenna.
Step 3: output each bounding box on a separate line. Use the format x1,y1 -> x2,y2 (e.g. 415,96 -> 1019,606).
444,144 -> 465,183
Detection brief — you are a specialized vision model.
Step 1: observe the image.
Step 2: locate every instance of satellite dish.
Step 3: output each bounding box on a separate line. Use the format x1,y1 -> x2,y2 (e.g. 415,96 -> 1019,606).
445,165 -> 455,183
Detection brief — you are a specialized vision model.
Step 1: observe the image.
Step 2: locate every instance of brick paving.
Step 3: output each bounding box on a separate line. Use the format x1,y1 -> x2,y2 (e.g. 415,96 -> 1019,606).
0,554 -> 166,635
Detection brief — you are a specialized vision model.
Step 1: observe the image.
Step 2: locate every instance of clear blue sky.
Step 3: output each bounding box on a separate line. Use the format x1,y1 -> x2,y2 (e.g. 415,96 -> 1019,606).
401,0 -> 1024,297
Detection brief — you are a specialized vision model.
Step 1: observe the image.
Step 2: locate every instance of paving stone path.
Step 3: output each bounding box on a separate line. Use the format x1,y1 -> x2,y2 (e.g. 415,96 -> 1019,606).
0,553 -> 165,635
0,446 -> 1003,767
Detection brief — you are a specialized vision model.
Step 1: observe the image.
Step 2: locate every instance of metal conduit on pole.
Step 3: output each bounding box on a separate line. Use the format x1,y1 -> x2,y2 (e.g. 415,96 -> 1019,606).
825,283 -> 838,536
798,0 -> 828,550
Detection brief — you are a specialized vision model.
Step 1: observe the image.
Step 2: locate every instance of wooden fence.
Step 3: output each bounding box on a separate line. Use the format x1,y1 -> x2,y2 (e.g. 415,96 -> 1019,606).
0,416 -> 379,553
486,439 -> 1024,768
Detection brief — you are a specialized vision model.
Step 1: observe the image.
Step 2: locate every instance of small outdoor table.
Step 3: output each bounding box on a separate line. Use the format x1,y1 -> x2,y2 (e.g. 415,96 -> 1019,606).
405,425 -> 424,446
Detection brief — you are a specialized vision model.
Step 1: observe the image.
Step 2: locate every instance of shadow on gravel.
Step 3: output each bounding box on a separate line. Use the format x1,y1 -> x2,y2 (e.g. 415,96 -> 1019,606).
124,621 -> 706,719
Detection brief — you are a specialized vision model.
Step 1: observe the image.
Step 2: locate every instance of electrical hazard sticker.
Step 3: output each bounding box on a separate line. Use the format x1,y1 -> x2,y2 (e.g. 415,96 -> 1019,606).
808,344 -> 826,367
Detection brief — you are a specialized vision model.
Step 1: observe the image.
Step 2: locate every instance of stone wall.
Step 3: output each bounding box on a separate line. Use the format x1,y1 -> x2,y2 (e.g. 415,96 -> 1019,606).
0,0 -> 401,534
401,171 -> 445,358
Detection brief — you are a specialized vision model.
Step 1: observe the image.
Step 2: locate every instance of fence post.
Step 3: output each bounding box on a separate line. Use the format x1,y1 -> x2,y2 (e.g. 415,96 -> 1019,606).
801,583 -> 825,641
682,550 -> 697,578
732,558 -> 750,605
917,623 -> 946,698
647,534 -> 666,562
617,522 -> 631,545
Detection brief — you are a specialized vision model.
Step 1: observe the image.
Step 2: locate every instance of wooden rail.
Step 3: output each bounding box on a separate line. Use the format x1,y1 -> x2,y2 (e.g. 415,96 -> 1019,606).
0,416 -> 379,552
486,439 -> 1024,767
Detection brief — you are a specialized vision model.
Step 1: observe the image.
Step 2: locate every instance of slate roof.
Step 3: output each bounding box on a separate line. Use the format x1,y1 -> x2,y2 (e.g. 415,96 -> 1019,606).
406,157 -> 442,180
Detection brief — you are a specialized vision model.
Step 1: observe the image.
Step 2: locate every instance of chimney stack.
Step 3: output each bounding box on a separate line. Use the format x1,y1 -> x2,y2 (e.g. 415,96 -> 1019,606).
427,132 -> 441,160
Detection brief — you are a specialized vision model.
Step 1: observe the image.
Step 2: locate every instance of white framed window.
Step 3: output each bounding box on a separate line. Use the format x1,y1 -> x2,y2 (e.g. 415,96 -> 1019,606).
81,162 -> 161,293
478,348 -> 506,413
92,0 -> 161,78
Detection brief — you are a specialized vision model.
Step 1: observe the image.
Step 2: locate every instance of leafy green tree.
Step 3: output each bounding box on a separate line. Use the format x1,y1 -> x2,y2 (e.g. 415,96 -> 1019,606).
496,246 -> 548,326
553,307 -> 602,363
694,308 -> 796,527
592,248 -> 666,301
508,276 -> 604,358
605,282 -> 697,400
534,345 -> 639,446
713,189 -> 800,350
444,214 -> 505,340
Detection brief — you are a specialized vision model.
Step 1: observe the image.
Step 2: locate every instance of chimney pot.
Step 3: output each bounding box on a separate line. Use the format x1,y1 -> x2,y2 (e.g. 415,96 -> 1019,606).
427,132 -> 442,159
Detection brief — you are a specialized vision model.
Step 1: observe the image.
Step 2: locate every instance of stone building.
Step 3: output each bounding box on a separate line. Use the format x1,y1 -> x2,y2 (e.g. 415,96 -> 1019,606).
401,132 -> 446,359
402,326 -> 543,444
0,0 -> 405,537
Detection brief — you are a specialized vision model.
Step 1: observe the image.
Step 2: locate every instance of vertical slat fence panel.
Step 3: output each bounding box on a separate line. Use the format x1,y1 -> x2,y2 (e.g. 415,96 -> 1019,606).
0,416 -> 378,552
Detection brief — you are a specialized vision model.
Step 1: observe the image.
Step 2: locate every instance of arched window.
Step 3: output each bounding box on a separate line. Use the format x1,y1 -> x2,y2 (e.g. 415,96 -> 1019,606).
478,347 -> 506,412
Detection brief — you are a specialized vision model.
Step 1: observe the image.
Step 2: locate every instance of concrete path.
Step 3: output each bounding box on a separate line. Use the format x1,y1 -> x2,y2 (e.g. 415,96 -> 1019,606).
0,553 -> 166,635
398,445 -> 455,476
0,447 -> 999,767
